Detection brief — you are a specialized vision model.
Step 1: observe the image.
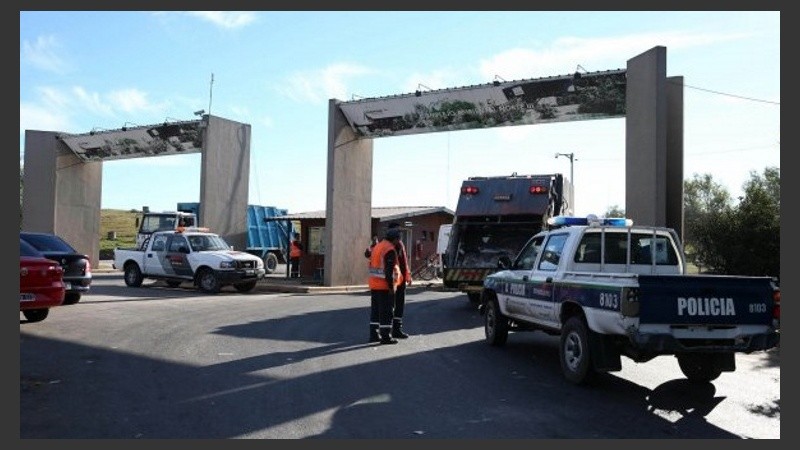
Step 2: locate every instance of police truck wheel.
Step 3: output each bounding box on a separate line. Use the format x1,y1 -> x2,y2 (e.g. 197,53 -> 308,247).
677,353 -> 723,383
234,280 -> 258,293
124,263 -> 144,287
197,269 -> 221,294
264,253 -> 278,274
485,297 -> 509,346
560,316 -> 596,384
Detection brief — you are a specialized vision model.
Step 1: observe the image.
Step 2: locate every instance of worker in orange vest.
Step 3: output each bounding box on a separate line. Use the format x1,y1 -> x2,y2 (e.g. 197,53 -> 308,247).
289,233 -> 303,278
367,228 -> 402,345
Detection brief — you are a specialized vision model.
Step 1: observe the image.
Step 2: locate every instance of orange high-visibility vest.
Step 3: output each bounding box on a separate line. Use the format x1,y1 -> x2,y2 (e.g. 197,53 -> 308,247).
290,241 -> 302,258
368,240 -> 401,290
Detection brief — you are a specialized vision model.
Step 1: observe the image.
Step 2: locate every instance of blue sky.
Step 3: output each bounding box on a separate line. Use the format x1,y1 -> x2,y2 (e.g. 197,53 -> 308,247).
20,11 -> 780,217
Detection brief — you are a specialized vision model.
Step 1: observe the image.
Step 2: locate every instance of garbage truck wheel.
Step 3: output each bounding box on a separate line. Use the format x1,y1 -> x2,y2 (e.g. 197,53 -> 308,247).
264,253 -> 279,274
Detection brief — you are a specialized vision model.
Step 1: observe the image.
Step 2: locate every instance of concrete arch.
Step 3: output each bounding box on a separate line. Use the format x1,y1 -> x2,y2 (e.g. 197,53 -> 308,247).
21,115 -> 251,268
324,46 -> 683,286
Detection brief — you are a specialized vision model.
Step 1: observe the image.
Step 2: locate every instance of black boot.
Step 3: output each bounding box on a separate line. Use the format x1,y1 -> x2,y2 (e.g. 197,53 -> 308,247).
379,328 -> 398,345
392,319 -> 409,339
369,324 -> 380,343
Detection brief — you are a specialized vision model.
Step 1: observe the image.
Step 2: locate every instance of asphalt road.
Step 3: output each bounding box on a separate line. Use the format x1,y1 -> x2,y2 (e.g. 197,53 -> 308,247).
20,273 -> 780,439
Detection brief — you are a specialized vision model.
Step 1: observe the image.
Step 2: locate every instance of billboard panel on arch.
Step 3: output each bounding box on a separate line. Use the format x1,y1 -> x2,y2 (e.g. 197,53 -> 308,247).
338,69 -> 626,138
56,119 -> 204,162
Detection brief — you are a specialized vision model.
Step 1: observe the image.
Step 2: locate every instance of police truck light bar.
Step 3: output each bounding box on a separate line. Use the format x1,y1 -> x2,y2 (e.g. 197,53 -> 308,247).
547,215 -> 633,227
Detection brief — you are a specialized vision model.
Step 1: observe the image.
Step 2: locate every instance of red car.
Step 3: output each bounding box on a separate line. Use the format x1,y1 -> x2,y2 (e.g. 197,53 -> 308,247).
20,237 -> 65,323
21,231 -> 92,305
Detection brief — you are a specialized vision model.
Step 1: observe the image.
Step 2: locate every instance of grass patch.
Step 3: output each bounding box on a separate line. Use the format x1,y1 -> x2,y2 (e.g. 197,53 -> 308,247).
99,209 -> 140,259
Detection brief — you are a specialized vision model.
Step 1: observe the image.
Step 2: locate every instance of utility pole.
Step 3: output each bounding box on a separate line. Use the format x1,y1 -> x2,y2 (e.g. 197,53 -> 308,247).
555,152 -> 576,186
555,152 -> 577,212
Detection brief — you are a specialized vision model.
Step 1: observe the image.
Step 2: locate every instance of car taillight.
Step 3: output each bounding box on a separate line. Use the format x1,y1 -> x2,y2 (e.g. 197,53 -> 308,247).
461,185 -> 479,195
529,185 -> 548,194
772,289 -> 780,320
48,265 -> 64,279
85,260 -> 92,275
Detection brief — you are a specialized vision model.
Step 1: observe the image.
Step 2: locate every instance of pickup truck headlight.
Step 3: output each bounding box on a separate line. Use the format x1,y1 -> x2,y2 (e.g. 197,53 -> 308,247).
219,261 -> 236,269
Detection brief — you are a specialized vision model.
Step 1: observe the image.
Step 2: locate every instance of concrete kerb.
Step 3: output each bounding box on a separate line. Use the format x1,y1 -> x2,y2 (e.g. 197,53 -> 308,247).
95,261 -> 445,295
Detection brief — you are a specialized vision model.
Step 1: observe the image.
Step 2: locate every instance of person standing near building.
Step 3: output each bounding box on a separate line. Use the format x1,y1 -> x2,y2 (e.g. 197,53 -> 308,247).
365,223 -> 412,339
367,228 -> 402,345
389,223 -> 412,339
289,233 -> 303,278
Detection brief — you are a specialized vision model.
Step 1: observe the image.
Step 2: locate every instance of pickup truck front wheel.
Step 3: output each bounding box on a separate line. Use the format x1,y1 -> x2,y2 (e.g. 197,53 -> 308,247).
123,263 -> 144,287
560,316 -> 596,385
197,268 -> 221,294
484,297 -> 509,346
677,353 -> 724,383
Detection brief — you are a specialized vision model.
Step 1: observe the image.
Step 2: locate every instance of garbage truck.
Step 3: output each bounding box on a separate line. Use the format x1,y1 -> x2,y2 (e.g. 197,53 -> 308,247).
176,202 -> 294,274
442,173 -> 572,304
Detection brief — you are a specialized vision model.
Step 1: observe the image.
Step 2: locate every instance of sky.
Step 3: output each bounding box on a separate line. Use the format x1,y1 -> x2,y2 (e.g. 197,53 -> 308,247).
19,11 -> 780,217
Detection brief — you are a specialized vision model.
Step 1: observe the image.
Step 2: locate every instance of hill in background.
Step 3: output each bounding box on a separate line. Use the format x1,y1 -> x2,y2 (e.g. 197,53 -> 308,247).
99,209 -> 140,259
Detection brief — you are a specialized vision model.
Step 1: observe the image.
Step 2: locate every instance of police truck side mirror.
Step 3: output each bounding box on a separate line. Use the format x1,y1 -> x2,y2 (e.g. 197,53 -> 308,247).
498,255 -> 512,269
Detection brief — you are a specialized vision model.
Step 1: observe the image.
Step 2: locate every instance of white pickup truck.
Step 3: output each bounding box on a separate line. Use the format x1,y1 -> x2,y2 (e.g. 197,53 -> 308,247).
113,228 -> 266,293
480,215 -> 780,385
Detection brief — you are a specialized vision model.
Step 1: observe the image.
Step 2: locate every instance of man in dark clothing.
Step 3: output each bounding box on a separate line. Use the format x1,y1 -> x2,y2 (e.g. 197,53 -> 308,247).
367,229 -> 401,345
289,233 -> 303,278
389,223 -> 412,339
365,223 -> 412,339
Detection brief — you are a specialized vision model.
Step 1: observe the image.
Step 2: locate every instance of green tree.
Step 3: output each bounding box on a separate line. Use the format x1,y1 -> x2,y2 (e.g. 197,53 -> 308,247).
683,173 -> 733,272
729,167 -> 780,278
683,168 -> 779,279
604,205 -> 625,217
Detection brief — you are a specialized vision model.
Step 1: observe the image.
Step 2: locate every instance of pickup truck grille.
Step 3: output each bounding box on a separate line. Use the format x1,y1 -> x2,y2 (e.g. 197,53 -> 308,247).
237,260 -> 257,269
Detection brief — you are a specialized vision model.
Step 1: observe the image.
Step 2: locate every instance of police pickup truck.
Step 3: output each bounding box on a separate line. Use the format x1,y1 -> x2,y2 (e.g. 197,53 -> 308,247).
113,227 -> 265,293
480,215 -> 780,385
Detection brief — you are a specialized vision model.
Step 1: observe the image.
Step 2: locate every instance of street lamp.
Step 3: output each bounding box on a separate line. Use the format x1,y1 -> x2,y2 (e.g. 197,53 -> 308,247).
555,152 -> 577,187
555,153 -> 577,211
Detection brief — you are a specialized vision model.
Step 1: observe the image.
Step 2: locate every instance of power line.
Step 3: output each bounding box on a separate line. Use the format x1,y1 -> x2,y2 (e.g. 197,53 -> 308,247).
578,64 -> 778,106
668,80 -> 780,105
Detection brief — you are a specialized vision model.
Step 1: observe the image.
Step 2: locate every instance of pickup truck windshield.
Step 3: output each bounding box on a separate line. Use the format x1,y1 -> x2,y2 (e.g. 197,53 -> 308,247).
187,234 -> 230,252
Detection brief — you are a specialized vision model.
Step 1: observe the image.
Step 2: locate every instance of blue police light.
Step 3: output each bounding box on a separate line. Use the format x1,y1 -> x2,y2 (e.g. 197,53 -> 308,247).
547,215 -> 633,227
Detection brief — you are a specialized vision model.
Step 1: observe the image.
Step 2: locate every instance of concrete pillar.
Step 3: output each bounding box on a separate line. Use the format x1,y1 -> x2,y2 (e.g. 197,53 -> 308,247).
666,75 -> 685,242
324,99 -> 373,286
199,115 -> 251,251
22,130 -> 102,268
626,46 -> 667,227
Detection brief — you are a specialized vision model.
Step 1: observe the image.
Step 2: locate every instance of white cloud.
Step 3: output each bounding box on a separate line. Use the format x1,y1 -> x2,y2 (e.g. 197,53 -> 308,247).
72,86 -> 116,117
20,103 -> 72,134
20,85 -> 172,138
106,89 -> 153,113
478,30 -> 751,81
21,35 -> 69,73
186,12 -> 257,29
278,63 -> 374,104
